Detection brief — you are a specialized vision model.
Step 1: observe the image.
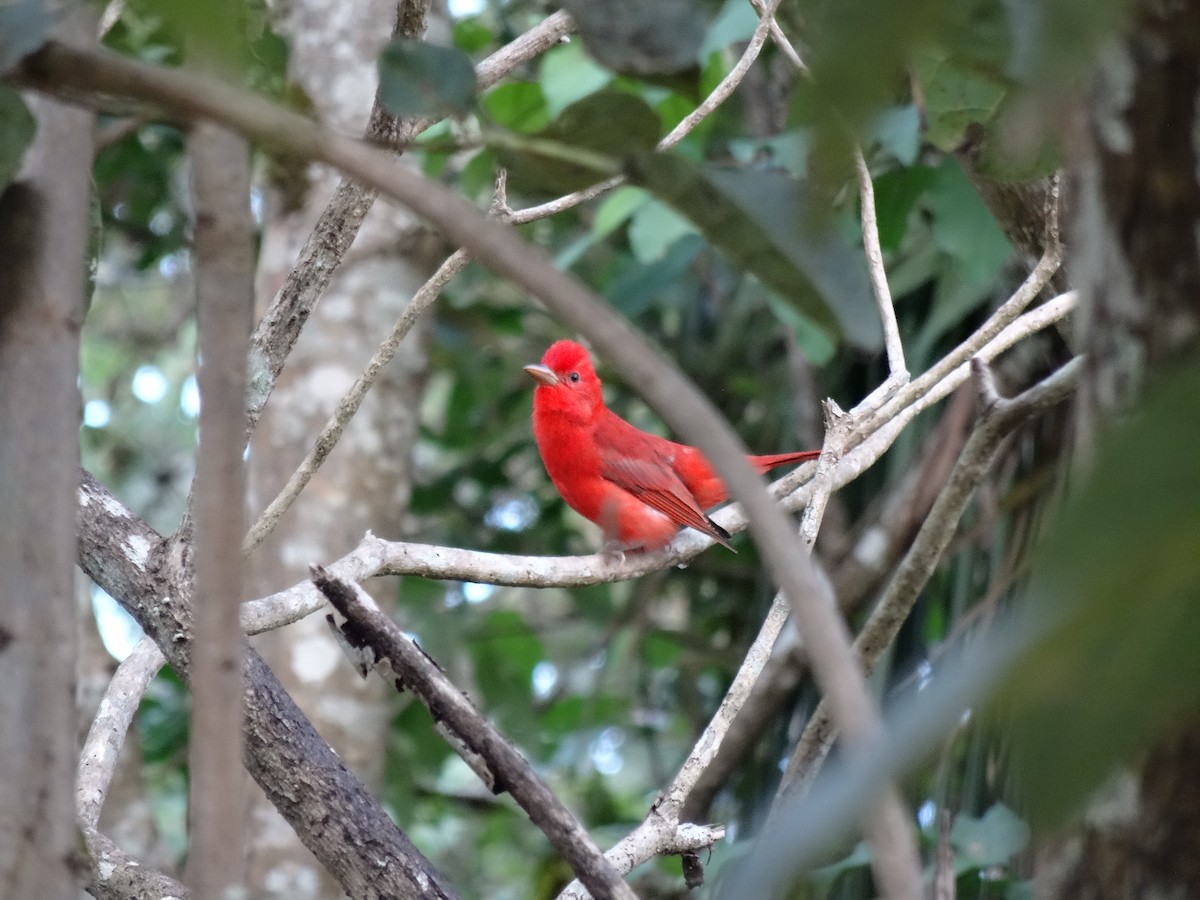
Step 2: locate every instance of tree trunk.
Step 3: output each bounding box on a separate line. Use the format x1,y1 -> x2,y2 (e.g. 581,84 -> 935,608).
243,1 -> 435,895
0,11 -> 96,896
1038,1 -> 1200,896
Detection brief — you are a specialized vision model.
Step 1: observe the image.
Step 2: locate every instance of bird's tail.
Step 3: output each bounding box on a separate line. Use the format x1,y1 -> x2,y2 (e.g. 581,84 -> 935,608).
748,449 -> 821,474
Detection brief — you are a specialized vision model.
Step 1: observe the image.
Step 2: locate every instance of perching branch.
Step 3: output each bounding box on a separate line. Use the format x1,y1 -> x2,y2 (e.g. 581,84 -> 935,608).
238,290 -> 1076,641
312,567 -> 639,900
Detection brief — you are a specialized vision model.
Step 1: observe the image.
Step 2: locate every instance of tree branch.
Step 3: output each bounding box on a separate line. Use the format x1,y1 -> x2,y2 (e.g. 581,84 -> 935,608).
76,473 -> 460,900
312,567 -> 639,900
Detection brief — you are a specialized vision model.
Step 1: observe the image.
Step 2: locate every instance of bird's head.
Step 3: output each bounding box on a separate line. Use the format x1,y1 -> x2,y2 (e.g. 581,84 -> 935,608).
524,340 -> 603,422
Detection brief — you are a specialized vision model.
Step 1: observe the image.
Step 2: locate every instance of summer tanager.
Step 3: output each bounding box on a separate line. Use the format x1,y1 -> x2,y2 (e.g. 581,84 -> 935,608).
525,340 -> 819,553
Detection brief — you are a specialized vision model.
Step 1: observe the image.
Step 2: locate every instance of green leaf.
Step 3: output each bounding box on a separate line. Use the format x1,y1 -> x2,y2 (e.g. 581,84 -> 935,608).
871,164 -> 934,253
452,16 -> 492,54
605,235 -> 704,316
950,804 -> 1030,868
699,0 -> 759,58
0,85 -> 35,191
914,47 -> 1008,152
492,90 -> 660,194
871,105 -> 920,166
378,40 -> 477,118
481,82 -> 549,134
592,185 -> 649,238
0,0 -> 59,73
627,155 -> 882,349
1005,359 -> 1200,827
927,158 -> 1011,285
540,41 -> 613,117
628,199 -> 698,263
764,292 -> 837,366
561,0 -> 711,75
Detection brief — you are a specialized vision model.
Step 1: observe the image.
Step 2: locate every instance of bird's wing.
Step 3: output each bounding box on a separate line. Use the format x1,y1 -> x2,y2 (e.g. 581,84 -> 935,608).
598,451 -> 733,548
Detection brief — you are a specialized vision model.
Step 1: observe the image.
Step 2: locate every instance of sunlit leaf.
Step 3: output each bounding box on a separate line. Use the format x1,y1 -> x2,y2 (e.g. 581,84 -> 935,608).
540,41 -> 613,117
914,47 -> 1008,152
378,40 -> 477,118
1005,359 -> 1200,827
628,199 -> 698,263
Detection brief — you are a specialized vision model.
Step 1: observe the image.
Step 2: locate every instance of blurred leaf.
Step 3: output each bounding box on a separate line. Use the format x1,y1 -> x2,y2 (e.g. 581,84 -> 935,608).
0,86 -> 35,190
627,155 -> 882,349
1005,359 -> 1200,827
628,199 -> 698,263
764,292 -> 837,366
481,82 -> 550,133
871,105 -> 921,166
592,185 -> 649,238
146,0 -> 253,71
914,47 -> 1008,152
950,803 -> 1030,868
606,234 -> 703,315
0,0 -> 58,73
927,159 -> 1011,285
699,0 -> 759,58
493,90 -> 660,194
540,41 -> 613,117
469,610 -> 544,728
452,16 -> 492,54
871,164 -> 935,253
561,0 -> 711,75
378,40 -> 477,117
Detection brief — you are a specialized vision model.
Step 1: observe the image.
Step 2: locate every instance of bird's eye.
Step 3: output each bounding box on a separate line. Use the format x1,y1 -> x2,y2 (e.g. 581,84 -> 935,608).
569,371 -> 580,383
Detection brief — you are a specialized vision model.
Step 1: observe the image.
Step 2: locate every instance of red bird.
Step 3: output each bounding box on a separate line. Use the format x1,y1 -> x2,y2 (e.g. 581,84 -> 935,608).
525,340 -> 820,553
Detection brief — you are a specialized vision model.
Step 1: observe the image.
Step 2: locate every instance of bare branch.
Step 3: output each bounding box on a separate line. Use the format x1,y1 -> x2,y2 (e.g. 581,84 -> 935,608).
77,638 -> 165,830
83,829 -> 189,900
855,148 -> 907,379
245,7 -> 574,439
313,567 -> 639,900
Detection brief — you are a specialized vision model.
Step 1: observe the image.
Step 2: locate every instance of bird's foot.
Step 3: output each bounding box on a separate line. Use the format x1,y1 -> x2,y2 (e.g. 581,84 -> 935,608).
601,541 -> 627,565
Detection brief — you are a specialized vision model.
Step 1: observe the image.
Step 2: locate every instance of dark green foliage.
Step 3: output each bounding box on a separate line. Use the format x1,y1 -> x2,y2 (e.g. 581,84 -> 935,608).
379,40 -> 478,118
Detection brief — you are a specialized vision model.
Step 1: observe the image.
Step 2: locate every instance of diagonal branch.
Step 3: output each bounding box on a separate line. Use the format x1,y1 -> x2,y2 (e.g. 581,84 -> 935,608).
312,567 -> 639,900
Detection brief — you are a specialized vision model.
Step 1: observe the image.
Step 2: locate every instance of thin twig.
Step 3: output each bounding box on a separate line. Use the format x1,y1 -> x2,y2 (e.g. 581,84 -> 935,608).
855,148 -> 907,379
242,248 -> 471,553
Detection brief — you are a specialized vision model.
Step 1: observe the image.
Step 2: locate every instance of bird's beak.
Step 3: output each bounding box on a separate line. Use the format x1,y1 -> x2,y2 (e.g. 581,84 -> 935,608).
524,364 -> 559,387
